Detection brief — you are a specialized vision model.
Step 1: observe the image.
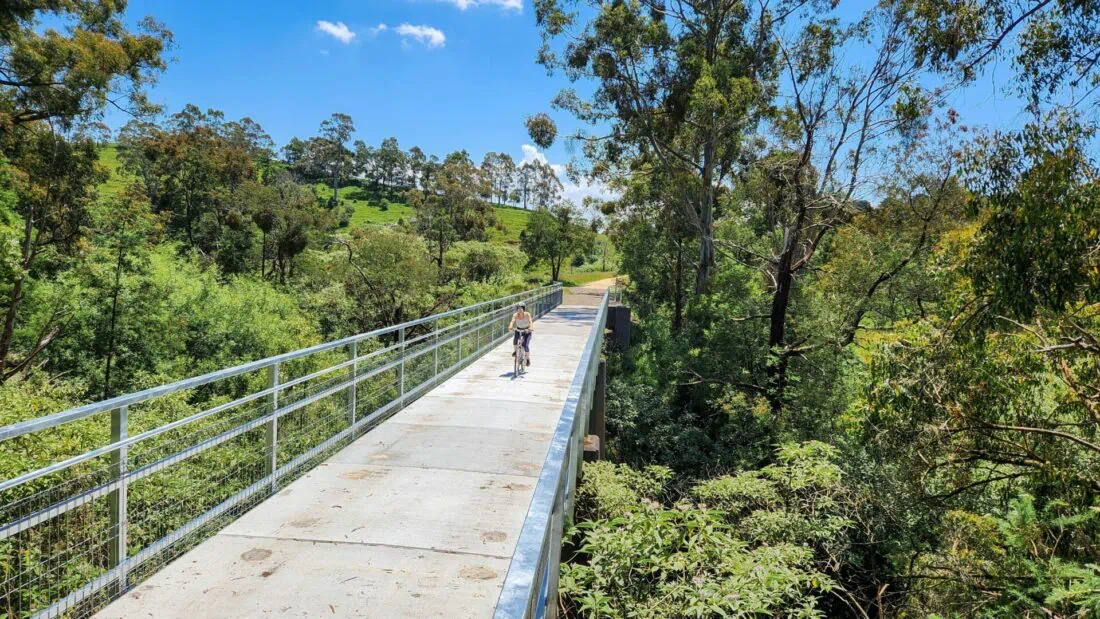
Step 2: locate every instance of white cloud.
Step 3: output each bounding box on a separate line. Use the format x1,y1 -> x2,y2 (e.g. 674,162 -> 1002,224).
439,0 -> 523,11
396,23 -> 446,49
316,20 -> 356,44
519,144 -> 619,207
368,23 -> 388,37
521,144 -> 548,166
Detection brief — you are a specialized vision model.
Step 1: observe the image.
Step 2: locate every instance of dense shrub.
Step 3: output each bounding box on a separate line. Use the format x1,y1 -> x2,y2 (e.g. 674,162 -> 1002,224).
561,443 -> 856,619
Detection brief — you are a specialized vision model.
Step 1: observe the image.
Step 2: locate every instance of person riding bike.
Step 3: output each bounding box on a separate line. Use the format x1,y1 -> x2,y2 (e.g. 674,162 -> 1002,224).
508,303 -> 534,367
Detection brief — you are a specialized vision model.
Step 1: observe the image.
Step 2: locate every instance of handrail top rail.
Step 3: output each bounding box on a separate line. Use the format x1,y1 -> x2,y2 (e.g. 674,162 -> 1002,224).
0,283 -> 562,443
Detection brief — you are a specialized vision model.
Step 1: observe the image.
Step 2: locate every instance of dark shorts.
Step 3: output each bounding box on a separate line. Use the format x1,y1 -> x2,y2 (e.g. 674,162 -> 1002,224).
513,330 -> 531,352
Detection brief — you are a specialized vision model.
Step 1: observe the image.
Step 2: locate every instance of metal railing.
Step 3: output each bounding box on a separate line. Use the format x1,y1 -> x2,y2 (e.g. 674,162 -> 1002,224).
0,283 -> 563,619
494,290 -> 609,619
609,285 -> 625,304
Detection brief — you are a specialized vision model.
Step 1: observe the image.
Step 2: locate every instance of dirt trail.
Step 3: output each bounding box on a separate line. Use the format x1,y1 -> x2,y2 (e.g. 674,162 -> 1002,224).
573,277 -> 618,291
563,276 -> 621,306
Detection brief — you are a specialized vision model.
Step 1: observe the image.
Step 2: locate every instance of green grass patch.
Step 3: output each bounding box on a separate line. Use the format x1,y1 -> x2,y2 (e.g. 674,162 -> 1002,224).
327,183 -> 533,245
98,145 -> 132,196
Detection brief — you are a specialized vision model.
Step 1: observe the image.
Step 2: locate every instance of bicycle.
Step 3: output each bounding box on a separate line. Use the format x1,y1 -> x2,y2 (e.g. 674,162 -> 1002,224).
513,329 -> 530,377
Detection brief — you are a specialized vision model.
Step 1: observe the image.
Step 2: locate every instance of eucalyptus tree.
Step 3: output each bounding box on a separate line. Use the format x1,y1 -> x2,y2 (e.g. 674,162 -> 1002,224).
407,151 -> 494,272
531,160 -> 564,209
319,113 -> 355,207
0,129 -> 104,381
533,0 -> 773,293
408,146 -> 427,190
481,152 -> 503,204
119,106 -> 267,267
743,7 -> 955,411
535,0 -> 951,410
0,2 -> 170,132
520,202 -> 594,281
894,0 -> 1100,110
516,160 -> 535,210
495,153 -> 517,205
0,1 -> 170,381
375,136 -> 407,189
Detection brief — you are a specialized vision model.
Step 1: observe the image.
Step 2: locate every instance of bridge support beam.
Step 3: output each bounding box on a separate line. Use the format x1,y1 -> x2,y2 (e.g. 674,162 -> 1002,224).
606,304 -> 631,352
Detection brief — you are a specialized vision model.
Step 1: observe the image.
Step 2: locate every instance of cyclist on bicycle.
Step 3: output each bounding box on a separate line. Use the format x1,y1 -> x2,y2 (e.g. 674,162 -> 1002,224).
509,303 -> 534,367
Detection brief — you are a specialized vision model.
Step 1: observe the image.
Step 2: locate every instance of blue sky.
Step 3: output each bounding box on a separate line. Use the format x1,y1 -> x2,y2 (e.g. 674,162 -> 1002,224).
105,0 -> 1032,202
107,0 -> 591,187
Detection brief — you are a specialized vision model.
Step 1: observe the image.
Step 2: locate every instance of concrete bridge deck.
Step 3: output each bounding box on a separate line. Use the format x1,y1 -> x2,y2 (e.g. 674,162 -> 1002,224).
96,302 -> 602,619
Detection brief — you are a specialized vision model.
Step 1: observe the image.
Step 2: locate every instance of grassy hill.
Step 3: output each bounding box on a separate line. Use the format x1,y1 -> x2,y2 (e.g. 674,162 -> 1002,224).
98,145 -> 131,196
96,146 -> 617,284
317,183 -> 532,245
97,146 -> 533,245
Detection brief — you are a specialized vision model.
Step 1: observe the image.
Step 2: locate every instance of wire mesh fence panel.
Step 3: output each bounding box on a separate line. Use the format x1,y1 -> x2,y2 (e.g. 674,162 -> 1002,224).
0,284 -> 562,619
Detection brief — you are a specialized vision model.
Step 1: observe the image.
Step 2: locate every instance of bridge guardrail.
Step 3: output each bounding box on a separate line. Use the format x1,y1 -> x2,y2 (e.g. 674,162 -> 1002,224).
494,289 -> 609,619
0,283 -> 563,619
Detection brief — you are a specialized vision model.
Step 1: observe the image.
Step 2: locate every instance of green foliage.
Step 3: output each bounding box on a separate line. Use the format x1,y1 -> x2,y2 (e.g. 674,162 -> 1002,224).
525,113 -> 557,149
45,246 -> 319,398
575,461 -> 671,520
520,203 -> 593,281
408,150 -> 495,269
0,2 -> 170,132
446,241 -> 524,283
896,0 -> 1100,108
963,115 -> 1099,319
906,495 -> 1100,617
117,106 -> 283,273
562,444 -> 851,618
327,227 -> 439,333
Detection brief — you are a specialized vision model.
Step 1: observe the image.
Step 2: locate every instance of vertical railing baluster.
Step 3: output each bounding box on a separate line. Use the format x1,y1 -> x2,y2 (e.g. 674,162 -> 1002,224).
266,363 -> 279,493
433,319 -> 440,380
348,340 -> 358,430
108,404 -> 129,593
398,327 -> 406,408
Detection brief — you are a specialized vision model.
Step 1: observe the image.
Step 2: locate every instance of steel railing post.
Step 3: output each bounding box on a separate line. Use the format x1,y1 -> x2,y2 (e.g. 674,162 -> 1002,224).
108,404 -> 129,593
348,341 -> 358,429
433,320 -> 439,379
398,327 -> 406,408
266,363 -> 279,493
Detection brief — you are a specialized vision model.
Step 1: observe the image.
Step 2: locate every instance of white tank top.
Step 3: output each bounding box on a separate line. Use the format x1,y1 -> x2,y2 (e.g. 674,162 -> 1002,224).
515,313 -> 531,329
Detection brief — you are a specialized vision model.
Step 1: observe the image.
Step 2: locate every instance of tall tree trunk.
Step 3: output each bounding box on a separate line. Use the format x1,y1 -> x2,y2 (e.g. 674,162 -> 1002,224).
103,244 -> 126,400
437,223 -> 446,275
767,209 -> 808,413
765,133 -> 815,412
